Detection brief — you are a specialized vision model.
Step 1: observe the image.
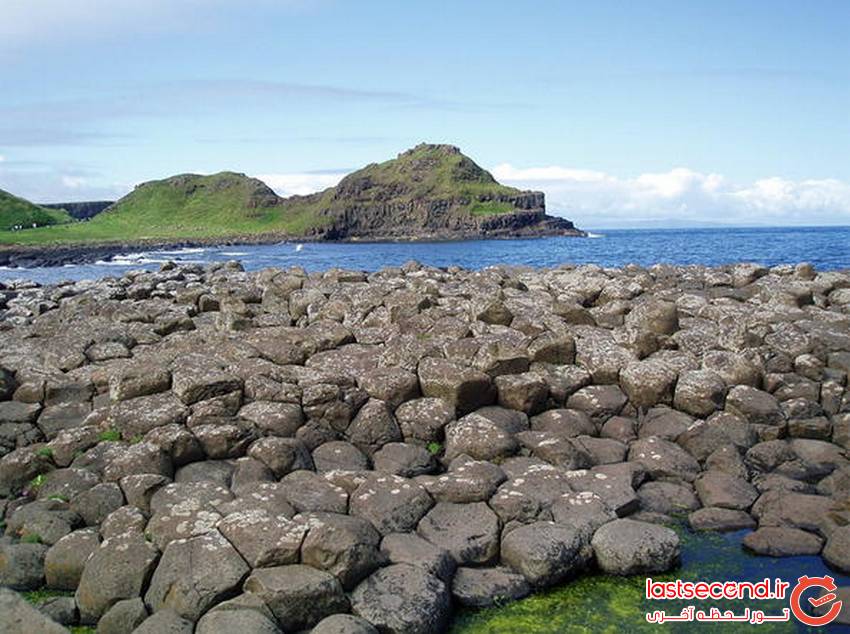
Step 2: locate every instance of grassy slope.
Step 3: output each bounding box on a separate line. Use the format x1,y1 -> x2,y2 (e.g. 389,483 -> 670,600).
0,172 -> 330,245
0,189 -> 73,232
0,145 -> 530,246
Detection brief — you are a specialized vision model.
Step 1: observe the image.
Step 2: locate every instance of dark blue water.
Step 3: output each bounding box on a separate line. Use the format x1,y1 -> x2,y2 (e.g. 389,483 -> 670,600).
1,226 -> 848,285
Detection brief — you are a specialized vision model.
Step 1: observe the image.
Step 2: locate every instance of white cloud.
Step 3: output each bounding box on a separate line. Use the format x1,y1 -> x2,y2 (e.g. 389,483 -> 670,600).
60,175 -> 88,189
0,155 -> 5,162
491,163 -> 850,227
257,171 -> 348,197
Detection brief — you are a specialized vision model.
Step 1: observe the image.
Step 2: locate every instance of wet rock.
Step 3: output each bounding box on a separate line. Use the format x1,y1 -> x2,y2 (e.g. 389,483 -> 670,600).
501,521 -> 585,587
688,507 -> 756,531
244,564 -> 349,631
742,527 -> 823,556
694,471 -> 758,510
591,518 -> 680,575
351,564 -> 450,634
452,566 -> 531,608
417,502 -> 500,566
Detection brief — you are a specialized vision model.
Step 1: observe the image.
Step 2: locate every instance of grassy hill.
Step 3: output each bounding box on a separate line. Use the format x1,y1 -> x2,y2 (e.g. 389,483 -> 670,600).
0,189 -> 74,232
0,144 -> 571,246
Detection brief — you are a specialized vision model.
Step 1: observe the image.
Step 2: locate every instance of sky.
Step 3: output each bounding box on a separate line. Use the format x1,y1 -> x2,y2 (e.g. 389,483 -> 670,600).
1,0 -> 849,229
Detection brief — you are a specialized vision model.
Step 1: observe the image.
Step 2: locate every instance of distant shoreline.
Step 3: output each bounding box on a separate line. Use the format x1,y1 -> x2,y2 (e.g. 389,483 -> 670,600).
0,229 -> 586,269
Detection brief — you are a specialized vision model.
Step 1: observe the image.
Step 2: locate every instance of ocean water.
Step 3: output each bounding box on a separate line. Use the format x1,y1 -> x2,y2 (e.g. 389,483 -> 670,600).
1,225 -> 848,285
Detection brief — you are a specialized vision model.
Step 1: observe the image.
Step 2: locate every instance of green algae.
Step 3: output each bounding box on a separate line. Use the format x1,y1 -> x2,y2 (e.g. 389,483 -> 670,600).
451,527 -> 827,634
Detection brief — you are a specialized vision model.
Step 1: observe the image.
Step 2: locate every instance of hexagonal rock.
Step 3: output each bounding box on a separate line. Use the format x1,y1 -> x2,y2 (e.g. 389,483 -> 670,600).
218,509 -> 307,567
359,367 -> 421,409
108,364 -> 171,401
494,372 -> 549,415
444,413 -> 519,462
71,481 -> 125,526
702,351 -> 762,388
500,521 -> 585,587
751,491 -> 834,533
196,608 -> 282,634
528,332 -> 576,365
350,474 -> 434,535
44,528 -> 101,589
420,458 -> 506,503
565,385 -> 628,424
673,369 -> 726,417
301,512 -> 384,589
75,534 -> 160,624
694,471 -> 758,510
725,385 -> 784,427
238,401 -> 304,437
628,437 -> 701,482
0,542 -> 48,590
313,614 -> 379,634
0,588 -> 69,634
244,564 -> 349,631
171,356 -> 243,405
373,442 -> 435,477
636,481 -> 700,516
619,359 -> 678,409
551,490 -> 617,542
451,566 -> 531,610
417,502 -> 500,566
688,507 -> 756,531
5,499 -> 80,545
145,530 -> 250,622
346,398 -> 403,455
418,358 -> 495,415
97,597 -> 149,634
247,437 -> 313,477
103,441 -> 173,482
280,470 -> 349,514
351,563 -> 450,634
516,431 -> 593,470
132,609 -> 194,634
742,527 -> 823,556
107,392 -> 188,438
530,408 -> 595,438
0,444 -> 54,496
395,397 -> 455,445
591,518 -> 680,575
565,468 -> 639,517
625,300 -> 678,335
313,440 -> 371,472
380,532 -> 456,582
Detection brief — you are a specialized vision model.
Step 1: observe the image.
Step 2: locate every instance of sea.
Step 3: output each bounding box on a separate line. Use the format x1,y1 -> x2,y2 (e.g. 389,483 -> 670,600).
0,225 -> 848,285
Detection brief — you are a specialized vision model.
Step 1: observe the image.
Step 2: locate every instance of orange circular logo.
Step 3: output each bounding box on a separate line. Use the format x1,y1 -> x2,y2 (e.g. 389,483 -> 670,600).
789,575 -> 843,627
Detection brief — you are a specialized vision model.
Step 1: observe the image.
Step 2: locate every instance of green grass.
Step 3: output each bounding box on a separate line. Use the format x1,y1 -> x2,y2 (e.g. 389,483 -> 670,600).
36,447 -> 54,459
98,429 -> 121,442
426,441 -> 443,455
29,474 -> 46,489
21,533 -> 43,544
0,189 -> 73,232
22,588 -> 74,604
0,172 -> 330,246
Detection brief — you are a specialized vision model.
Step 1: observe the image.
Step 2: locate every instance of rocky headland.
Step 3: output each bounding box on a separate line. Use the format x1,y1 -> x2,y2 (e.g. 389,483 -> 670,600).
0,260 -> 849,632
0,144 -> 584,265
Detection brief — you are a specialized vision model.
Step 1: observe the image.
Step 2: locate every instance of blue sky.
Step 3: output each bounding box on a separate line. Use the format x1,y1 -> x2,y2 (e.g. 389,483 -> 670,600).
1,0 -> 848,228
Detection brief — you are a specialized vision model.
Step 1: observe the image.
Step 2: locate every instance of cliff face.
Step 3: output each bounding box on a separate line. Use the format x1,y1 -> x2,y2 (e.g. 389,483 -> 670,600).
283,144 -> 584,240
43,201 -> 114,220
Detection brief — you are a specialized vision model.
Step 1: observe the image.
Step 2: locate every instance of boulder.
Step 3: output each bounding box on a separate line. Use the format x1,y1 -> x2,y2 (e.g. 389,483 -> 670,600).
0,588 -> 69,634
244,564 -> 349,631
500,521 -> 585,587
417,502 -> 500,566
418,358 -> 495,415
351,564 -> 450,634
591,518 -> 680,575
452,566 -> 531,607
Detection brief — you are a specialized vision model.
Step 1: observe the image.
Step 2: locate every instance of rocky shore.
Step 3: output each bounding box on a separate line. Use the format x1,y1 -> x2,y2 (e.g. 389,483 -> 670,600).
1,259 -> 849,633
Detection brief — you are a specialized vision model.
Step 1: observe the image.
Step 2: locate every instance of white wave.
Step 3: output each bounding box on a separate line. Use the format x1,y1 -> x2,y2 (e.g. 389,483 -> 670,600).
222,251 -> 248,256
155,247 -> 206,255
586,232 -> 605,238
295,244 -> 304,252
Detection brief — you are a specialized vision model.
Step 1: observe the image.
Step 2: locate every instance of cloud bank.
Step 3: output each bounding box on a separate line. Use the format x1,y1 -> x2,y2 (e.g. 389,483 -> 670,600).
491,164 -> 850,228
